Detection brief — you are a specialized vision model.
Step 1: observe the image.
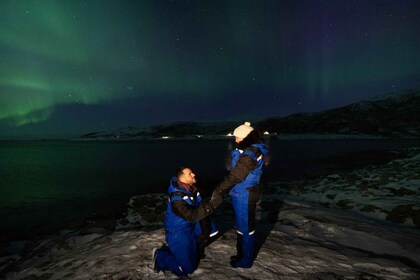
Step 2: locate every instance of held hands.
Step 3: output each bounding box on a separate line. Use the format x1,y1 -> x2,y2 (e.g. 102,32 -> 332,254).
209,191 -> 223,209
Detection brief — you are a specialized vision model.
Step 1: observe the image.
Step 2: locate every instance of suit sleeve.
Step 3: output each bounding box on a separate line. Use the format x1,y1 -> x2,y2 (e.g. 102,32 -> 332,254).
171,199 -> 215,222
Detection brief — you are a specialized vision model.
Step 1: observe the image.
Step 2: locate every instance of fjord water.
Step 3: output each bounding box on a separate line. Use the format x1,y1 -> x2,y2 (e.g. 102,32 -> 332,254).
0,138 -> 419,237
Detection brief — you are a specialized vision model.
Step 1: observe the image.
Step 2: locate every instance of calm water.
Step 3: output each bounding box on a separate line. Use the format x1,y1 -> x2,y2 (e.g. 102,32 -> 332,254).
1,138 -> 419,236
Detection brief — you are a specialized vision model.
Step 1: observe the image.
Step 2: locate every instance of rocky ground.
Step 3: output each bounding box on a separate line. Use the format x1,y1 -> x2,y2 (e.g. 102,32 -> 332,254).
1,148 -> 420,279
269,147 -> 420,229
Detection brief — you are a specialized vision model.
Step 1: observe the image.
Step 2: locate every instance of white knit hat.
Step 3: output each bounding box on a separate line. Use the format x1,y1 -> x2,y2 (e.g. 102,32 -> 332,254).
233,122 -> 254,139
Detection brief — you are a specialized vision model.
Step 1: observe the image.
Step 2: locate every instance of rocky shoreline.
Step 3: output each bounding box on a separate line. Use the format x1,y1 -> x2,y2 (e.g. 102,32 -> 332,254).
1,147 -> 419,279
270,147 -> 420,229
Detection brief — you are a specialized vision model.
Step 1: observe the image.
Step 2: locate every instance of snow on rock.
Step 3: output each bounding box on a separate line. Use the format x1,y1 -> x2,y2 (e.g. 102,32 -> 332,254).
2,148 -> 420,279
116,194 -> 167,229
4,200 -> 419,280
273,147 -> 420,229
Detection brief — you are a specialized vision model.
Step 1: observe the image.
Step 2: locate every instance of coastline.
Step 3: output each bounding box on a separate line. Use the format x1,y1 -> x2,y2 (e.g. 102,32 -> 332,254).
2,147 -> 419,279
70,133 -> 420,141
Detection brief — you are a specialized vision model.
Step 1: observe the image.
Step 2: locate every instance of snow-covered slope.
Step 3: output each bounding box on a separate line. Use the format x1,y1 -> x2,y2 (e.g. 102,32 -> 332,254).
270,147 -> 420,229
2,201 -> 419,279
2,149 -> 420,279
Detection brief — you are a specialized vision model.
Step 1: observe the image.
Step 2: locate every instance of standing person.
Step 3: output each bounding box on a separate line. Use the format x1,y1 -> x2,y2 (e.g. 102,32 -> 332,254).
211,122 -> 269,268
153,166 -> 221,277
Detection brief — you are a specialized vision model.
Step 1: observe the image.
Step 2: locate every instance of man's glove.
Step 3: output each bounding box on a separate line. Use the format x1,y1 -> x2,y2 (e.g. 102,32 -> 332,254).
201,191 -> 224,217
209,191 -> 223,209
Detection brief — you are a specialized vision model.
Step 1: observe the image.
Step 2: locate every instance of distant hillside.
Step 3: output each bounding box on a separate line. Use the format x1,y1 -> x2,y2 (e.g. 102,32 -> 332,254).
258,89 -> 420,137
79,122 -> 235,140
80,89 -> 420,139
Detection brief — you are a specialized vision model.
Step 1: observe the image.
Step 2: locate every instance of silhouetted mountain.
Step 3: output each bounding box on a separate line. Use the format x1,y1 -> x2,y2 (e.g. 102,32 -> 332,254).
79,122 -> 236,140
258,89 -> 420,137
80,89 -> 420,139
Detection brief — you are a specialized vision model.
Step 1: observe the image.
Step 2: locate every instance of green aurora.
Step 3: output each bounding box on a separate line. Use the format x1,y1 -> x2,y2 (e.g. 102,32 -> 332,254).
0,1 -> 419,136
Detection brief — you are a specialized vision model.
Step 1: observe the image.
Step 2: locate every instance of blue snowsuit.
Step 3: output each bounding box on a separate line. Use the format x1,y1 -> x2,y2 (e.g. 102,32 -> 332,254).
155,178 -> 218,276
214,143 -> 269,268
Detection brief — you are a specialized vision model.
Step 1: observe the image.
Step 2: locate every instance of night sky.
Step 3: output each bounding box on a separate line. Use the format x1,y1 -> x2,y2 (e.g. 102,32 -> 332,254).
1,0 -> 419,138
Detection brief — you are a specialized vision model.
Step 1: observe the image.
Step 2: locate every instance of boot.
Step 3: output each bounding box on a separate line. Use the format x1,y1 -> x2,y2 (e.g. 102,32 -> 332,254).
230,233 -> 255,268
230,233 -> 243,263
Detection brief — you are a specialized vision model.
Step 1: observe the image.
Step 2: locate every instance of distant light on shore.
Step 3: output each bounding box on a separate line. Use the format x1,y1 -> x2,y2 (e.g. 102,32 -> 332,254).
264,131 -> 269,135
226,133 -> 233,136
161,136 -> 170,139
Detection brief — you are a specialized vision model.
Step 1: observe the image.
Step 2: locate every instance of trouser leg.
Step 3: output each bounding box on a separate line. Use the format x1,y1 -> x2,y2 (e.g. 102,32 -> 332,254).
155,245 -> 186,276
236,233 -> 243,258
231,186 -> 259,268
156,231 -> 197,276
233,231 -> 255,268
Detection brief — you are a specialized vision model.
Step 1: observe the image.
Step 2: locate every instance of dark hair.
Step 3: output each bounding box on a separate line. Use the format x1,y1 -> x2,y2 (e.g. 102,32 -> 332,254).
175,166 -> 190,179
237,129 -> 263,150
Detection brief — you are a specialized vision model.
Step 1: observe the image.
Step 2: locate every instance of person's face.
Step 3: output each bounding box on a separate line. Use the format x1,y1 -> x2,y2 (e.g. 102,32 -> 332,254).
235,136 -> 243,144
179,168 -> 196,185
